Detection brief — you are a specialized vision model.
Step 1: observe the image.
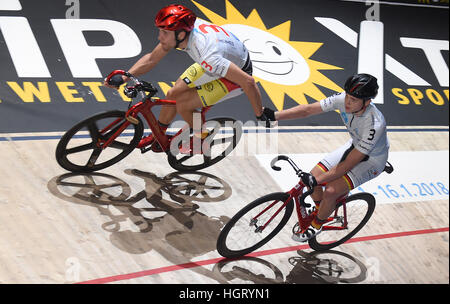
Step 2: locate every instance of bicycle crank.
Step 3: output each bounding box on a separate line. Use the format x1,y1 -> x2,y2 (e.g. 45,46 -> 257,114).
250,218 -> 264,233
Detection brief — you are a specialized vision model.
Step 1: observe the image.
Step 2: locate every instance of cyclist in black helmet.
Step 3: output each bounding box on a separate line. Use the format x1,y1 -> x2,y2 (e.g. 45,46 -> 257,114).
263,73 -> 389,242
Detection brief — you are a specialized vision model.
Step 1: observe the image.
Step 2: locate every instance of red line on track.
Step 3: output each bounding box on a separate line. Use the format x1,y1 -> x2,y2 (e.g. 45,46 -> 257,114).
77,227 -> 449,284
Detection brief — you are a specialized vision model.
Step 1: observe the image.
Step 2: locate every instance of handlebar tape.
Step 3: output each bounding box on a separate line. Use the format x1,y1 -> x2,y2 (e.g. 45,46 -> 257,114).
270,155 -> 290,171
109,74 -> 125,87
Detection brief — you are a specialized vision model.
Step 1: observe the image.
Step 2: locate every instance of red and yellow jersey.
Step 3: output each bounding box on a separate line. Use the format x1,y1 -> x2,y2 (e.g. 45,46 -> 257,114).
183,18 -> 249,77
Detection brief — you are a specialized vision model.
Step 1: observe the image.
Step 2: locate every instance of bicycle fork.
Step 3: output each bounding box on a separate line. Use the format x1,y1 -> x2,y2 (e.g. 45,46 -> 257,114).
97,118 -> 132,148
247,187 -> 349,235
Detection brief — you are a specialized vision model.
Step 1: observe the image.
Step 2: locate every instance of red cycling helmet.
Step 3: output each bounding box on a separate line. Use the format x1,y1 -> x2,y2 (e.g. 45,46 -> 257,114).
155,4 -> 196,32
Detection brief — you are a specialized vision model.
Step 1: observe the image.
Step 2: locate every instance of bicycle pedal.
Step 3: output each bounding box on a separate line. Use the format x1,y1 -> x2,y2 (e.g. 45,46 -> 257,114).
307,206 -> 317,216
151,142 -> 166,153
292,223 -> 301,234
140,146 -> 152,154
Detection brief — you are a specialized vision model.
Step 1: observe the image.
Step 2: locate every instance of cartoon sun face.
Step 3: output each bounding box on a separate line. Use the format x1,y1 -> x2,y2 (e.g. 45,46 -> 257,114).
191,0 -> 343,110
224,24 -> 310,86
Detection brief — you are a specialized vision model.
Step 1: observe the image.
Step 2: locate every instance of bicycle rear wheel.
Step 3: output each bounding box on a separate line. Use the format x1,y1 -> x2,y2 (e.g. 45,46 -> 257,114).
167,117 -> 242,172
308,192 -> 375,251
56,111 -> 143,172
217,192 -> 293,259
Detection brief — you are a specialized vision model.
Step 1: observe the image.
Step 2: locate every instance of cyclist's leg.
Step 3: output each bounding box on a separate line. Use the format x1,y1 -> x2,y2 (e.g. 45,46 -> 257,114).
156,64 -> 206,127
158,105 -> 177,126
310,140 -> 353,205
316,177 -> 351,223
175,63 -> 244,127
310,166 -> 325,204
140,79 -> 188,146
168,77 -> 203,127
293,175 -> 350,242
317,151 -> 388,223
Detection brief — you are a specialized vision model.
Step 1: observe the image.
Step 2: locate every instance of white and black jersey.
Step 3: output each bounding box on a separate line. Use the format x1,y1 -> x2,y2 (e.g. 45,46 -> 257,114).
320,92 -> 389,157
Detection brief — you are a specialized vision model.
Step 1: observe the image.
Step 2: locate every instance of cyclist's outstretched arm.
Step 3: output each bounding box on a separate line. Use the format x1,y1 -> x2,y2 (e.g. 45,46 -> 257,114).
103,43 -> 169,88
275,102 -> 323,120
127,43 -> 169,77
224,62 -> 263,117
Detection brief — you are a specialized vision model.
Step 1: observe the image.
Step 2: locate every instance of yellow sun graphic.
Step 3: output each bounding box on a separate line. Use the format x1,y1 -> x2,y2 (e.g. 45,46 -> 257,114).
191,0 -> 344,110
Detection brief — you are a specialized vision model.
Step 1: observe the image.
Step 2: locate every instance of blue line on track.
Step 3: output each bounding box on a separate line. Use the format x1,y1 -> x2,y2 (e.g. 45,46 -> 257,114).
1,128 -> 448,142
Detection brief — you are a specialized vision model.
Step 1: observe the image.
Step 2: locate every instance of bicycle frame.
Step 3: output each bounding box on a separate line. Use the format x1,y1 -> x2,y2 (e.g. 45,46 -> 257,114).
97,89 -> 210,153
253,179 -> 349,234
124,98 -> 211,152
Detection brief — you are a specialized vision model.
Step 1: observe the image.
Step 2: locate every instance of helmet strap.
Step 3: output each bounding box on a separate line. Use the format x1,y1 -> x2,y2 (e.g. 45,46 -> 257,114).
174,30 -> 189,49
352,99 -> 369,115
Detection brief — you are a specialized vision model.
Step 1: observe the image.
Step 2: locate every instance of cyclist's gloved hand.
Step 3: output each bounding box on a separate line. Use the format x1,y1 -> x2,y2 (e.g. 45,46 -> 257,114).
256,107 -> 276,128
108,74 -> 125,88
300,172 -> 317,189
263,107 -> 276,121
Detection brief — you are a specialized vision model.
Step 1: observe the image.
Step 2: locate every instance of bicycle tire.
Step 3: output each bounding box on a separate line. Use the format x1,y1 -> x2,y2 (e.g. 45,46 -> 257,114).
308,192 -> 376,251
56,110 -> 143,173
167,117 -> 242,172
217,192 -> 293,259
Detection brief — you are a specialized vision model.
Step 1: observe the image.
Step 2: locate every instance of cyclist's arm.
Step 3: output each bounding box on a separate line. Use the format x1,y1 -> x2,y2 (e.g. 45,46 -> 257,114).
316,148 -> 367,185
127,43 -> 169,76
104,43 -> 169,87
224,62 -> 263,117
275,102 -> 323,120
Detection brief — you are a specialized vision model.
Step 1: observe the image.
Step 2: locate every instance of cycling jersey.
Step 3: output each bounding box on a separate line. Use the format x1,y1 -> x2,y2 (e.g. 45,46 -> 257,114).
318,91 -> 390,190
183,18 -> 249,77
179,18 -> 251,107
320,92 -> 389,157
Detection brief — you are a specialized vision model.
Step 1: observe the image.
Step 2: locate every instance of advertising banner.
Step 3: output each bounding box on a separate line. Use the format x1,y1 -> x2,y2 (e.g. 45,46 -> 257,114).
0,0 -> 448,132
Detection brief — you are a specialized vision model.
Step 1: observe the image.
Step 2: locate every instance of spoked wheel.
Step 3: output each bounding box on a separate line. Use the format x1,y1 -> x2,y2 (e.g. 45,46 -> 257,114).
308,193 -> 376,251
56,111 -> 143,173
217,192 -> 293,259
167,117 -> 242,172
161,172 -> 232,203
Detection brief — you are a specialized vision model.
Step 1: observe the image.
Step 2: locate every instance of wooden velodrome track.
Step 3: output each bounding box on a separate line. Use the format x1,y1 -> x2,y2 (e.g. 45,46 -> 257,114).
0,126 -> 448,284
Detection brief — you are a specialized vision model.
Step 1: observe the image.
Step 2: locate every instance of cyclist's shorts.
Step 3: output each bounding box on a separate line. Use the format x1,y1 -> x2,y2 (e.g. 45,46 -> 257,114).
316,140 -> 389,190
179,61 -> 249,107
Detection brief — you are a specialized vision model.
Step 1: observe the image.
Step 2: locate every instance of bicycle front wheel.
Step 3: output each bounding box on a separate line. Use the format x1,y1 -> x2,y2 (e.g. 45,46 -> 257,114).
56,111 -> 143,172
308,192 -> 376,251
217,192 -> 293,259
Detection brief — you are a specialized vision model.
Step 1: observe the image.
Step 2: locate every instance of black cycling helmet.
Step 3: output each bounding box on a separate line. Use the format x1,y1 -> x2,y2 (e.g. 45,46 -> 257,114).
344,73 -> 378,101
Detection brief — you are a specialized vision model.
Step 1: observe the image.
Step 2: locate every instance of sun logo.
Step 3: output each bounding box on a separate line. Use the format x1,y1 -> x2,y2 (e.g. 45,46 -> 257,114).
192,0 -> 344,110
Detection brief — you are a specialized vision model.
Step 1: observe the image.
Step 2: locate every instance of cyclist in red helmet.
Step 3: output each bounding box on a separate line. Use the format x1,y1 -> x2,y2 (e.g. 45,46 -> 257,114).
104,4 -> 272,151
263,73 -> 390,242
154,4 -> 196,49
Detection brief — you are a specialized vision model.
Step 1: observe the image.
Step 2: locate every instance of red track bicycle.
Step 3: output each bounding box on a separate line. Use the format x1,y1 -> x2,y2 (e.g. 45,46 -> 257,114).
56,70 -> 242,172
217,155 -> 394,258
